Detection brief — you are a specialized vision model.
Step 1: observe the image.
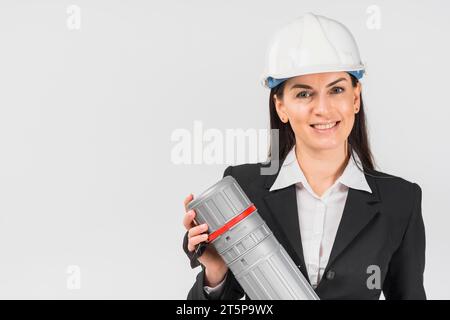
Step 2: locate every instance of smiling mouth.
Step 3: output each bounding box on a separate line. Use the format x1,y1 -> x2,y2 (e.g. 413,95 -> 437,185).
309,121 -> 341,130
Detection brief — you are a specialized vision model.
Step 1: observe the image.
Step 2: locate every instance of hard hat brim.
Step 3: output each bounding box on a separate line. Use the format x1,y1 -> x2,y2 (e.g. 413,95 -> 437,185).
261,65 -> 365,89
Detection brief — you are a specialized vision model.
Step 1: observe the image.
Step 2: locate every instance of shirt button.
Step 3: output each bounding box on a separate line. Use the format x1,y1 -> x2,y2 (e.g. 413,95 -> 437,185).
326,270 -> 335,280
310,265 -> 318,273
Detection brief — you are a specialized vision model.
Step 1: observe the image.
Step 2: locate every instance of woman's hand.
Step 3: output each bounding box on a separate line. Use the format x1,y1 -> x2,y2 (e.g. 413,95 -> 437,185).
183,194 -> 228,287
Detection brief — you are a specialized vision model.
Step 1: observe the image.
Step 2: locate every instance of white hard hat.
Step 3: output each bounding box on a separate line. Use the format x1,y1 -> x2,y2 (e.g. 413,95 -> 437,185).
261,12 -> 365,89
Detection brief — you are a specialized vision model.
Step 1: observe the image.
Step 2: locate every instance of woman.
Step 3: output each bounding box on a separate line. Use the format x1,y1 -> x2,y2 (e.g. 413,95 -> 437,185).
182,13 -> 426,300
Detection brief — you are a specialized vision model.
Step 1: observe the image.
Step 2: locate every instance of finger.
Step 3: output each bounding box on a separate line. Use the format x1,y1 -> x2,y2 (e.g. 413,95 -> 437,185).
183,210 -> 196,230
188,223 -> 208,238
187,233 -> 209,252
184,193 -> 194,211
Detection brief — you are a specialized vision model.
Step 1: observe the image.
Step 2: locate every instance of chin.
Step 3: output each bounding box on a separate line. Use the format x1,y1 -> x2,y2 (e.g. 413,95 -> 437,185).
310,141 -> 343,151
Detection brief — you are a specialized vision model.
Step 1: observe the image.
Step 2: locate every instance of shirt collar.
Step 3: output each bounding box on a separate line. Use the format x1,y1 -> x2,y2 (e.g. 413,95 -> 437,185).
269,145 -> 372,194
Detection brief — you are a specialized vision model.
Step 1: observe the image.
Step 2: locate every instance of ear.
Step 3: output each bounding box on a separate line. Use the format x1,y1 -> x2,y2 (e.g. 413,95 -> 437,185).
353,82 -> 362,113
274,94 -> 289,123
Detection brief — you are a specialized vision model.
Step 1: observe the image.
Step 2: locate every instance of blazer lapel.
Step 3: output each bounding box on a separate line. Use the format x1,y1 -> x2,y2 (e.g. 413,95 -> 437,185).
263,186 -> 307,274
324,175 -> 381,271
259,163 -> 309,279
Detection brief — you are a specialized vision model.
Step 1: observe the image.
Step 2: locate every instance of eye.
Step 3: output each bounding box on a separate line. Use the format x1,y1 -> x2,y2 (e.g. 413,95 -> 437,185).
331,86 -> 344,94
296,91 -> 313,99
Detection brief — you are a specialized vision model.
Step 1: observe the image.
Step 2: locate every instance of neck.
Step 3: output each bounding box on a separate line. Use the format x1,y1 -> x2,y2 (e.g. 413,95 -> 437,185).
295,141 -> 349,193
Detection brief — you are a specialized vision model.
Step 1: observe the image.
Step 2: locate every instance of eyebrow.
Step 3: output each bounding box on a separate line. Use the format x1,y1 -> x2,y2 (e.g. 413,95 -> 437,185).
289,77 -> 347,90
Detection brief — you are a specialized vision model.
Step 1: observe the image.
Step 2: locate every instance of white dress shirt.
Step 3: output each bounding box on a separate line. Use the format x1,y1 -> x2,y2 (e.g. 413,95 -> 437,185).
204,144 -> 372,294
269,145 -> 372,288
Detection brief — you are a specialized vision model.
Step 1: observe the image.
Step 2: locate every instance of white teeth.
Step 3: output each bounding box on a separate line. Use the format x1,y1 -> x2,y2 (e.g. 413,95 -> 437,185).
312,121 -> 338,130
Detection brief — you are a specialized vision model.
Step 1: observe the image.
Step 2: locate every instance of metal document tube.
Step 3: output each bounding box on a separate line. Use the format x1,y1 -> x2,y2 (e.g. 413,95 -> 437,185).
187,175 -> 319,300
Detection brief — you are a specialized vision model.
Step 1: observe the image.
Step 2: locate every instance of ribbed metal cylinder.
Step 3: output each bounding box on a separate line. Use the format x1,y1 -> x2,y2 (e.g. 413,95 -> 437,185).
187,175 -> 319,300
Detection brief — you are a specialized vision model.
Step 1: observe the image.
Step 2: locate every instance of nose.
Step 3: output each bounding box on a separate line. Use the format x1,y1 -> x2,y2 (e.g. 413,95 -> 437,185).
312,93 -> 333,116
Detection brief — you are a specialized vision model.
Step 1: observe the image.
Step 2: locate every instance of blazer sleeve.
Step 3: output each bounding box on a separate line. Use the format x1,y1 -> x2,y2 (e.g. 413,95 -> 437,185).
186,165 -> 246,300
187,266 -> 246,300
382,182 -> 426,300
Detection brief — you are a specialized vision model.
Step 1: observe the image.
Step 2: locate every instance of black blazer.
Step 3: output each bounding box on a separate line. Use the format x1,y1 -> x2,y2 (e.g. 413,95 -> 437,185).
184,159 -> 426,300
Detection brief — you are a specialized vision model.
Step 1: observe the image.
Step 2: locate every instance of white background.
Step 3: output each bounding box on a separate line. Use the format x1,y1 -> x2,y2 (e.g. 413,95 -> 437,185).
0,0 -> 448,299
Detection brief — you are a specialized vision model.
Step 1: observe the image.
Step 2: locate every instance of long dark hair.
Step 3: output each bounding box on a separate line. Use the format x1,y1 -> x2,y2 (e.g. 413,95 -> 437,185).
267,74 -> 376,172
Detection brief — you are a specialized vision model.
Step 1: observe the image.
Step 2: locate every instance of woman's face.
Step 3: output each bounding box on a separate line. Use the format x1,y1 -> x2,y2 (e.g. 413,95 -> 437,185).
274,71 -> 361,152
